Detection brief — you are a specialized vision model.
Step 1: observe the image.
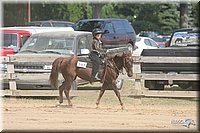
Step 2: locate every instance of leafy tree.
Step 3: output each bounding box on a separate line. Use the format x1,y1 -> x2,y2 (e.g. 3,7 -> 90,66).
191,2 -> 199,27
158,4 -> 179,35
2,1 -> 198,35
101,3 -> 117,18
3,3 -> 27,26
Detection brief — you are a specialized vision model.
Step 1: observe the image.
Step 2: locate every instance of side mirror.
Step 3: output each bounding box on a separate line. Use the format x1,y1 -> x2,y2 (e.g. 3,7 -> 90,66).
104,30 -> 109,34
80,48 -> 90,55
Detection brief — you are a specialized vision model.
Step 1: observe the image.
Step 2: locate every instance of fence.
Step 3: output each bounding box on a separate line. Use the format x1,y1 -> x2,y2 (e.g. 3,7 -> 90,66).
0,55 -> 198,98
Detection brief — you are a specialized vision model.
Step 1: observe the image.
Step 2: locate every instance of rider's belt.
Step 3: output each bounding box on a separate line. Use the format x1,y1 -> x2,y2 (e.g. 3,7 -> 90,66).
92,50 -> 101,57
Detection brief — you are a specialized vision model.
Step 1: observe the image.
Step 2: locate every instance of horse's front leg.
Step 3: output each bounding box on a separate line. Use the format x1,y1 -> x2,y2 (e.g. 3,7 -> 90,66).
96,82 -> 107,108
112,80 -> 124,110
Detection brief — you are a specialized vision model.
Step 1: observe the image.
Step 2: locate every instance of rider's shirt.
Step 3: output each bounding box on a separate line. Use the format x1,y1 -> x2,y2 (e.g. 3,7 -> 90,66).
92,38 -> 105,54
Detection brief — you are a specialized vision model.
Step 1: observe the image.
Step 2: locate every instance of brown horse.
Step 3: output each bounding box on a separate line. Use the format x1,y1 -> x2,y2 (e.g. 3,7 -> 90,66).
49,50 -> 133,109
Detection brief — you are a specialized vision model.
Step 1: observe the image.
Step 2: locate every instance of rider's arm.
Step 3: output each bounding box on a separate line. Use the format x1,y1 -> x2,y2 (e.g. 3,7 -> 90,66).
92,40 -> 106,53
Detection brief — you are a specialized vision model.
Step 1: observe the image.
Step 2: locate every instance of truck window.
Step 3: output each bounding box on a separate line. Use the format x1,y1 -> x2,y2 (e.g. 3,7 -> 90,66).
170,31 -> 199,46
104,23 -> 114,34
42,22 -> 51,27
75,21 -> 104,32
3,33 -> 18,48
112,21 -> 126,34
77,36 -> 90,55
122,20 -> 134,33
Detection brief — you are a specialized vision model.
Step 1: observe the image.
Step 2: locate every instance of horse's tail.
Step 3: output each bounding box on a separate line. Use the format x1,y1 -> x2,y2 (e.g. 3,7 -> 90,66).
49,57 -> 63,90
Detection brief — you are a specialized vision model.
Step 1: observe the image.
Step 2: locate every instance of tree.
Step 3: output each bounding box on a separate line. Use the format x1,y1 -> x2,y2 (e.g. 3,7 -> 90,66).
133,4 -> 161,34
180,3 -> 189,28
158,4 -> 179,35
190,2 -> 199,27
91,2 -> 105,18
3,3 -> 27,26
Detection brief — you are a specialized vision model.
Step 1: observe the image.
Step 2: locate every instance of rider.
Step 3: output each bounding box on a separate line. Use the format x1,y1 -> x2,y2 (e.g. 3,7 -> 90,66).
90,28 -> 107,84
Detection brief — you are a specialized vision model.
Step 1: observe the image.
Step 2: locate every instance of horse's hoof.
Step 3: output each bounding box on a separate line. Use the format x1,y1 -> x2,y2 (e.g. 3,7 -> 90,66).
66,104 -> 73,108
121,106 -> 124,110
96,105 -> 100,109
55,103 -> 61,107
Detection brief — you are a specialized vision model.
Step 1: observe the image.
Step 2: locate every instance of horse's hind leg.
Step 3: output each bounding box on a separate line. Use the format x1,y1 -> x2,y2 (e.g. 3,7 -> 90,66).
55,82 -> 64,107
112,80 -> 124,110
63,80 -> 73,107
96,82 -> 107,108
59,82 -> 65,104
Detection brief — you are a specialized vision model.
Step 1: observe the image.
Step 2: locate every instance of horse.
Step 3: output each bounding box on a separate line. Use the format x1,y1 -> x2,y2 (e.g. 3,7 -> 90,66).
49,50 -> 133,109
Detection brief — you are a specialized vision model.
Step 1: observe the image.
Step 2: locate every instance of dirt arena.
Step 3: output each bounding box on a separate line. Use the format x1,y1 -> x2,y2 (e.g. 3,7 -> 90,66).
1,81 -> 199,132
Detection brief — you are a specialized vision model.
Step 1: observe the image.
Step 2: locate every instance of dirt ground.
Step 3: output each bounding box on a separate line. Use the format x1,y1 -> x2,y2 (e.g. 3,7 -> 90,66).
2,89 -> 198,132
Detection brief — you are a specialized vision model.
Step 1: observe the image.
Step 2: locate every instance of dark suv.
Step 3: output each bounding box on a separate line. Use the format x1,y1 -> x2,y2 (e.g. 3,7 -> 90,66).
75,18 -> 136,50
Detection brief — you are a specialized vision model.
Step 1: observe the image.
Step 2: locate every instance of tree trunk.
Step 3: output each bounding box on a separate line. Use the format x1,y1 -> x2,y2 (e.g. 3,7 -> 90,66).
180,3 -> 189,28
92,3 -> 104,19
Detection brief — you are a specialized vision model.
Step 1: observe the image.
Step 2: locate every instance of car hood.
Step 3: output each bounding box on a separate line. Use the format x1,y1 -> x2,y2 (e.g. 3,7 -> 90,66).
13,53 -> 72,62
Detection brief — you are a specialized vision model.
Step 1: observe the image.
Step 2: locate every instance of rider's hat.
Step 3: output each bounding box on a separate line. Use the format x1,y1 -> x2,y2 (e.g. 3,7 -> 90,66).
92,28 -> 104,37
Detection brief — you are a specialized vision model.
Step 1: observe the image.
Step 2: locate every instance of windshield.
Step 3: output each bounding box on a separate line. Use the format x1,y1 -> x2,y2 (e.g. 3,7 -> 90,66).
20,34 -> 75,55
2,33 -> 18,48
75,21 -> 104,32
170,31 -> 199,46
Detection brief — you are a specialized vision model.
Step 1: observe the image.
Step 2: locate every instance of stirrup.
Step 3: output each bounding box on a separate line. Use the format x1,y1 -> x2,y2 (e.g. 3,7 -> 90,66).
95,73 -> 101,80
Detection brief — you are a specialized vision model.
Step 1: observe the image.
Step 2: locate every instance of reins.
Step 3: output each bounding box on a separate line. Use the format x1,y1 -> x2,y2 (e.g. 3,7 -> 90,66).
123,58 -> 129,74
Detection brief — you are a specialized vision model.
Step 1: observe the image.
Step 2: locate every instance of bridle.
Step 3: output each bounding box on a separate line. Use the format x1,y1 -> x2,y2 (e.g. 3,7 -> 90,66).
109,55 -> 131,75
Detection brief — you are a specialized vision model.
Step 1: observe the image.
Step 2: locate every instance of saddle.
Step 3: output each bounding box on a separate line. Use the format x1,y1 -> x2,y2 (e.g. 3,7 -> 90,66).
77,56 -> 106,80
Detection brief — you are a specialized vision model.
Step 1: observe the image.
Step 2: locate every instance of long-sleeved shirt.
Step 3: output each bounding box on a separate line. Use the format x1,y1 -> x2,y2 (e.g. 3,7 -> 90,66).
92,38 -> 105,54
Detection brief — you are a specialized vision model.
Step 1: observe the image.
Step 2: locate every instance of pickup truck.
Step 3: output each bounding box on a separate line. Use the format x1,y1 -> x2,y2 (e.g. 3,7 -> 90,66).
141,28 -> 199,90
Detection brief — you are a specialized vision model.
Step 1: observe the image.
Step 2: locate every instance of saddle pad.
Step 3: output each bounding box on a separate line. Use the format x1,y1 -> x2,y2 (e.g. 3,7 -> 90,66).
77,56 -> 93,68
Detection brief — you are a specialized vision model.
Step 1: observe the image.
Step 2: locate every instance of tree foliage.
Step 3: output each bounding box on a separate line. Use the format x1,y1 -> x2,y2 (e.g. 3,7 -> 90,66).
2,2 -> 199,35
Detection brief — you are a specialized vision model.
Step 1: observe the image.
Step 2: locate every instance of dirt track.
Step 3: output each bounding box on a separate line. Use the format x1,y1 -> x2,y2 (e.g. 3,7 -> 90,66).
2,90 -> 198,132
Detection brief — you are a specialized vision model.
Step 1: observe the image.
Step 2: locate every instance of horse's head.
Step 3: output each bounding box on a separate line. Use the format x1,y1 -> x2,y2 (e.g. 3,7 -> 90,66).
122,51 -> 133,77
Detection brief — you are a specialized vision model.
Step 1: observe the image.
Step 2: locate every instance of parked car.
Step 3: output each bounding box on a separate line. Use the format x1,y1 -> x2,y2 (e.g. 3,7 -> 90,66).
0,27 -> 74,56
74,18 -> 137,51
26,20 -> 75,28
133,37 -> 159,56
2,31 -> 124,90
137,31 -> 159,38
152,36 -> 170,48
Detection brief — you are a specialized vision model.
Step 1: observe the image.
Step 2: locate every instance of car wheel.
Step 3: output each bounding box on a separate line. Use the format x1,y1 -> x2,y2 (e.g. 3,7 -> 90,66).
116,79 -> 124,90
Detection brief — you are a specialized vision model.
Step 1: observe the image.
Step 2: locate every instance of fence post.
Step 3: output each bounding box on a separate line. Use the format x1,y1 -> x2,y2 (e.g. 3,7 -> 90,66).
133,56 -> 143,104
7,55 -> 17,92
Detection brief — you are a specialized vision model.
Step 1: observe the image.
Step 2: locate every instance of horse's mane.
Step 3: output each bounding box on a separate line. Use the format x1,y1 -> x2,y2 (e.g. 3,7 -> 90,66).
106,47 -> 130,58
